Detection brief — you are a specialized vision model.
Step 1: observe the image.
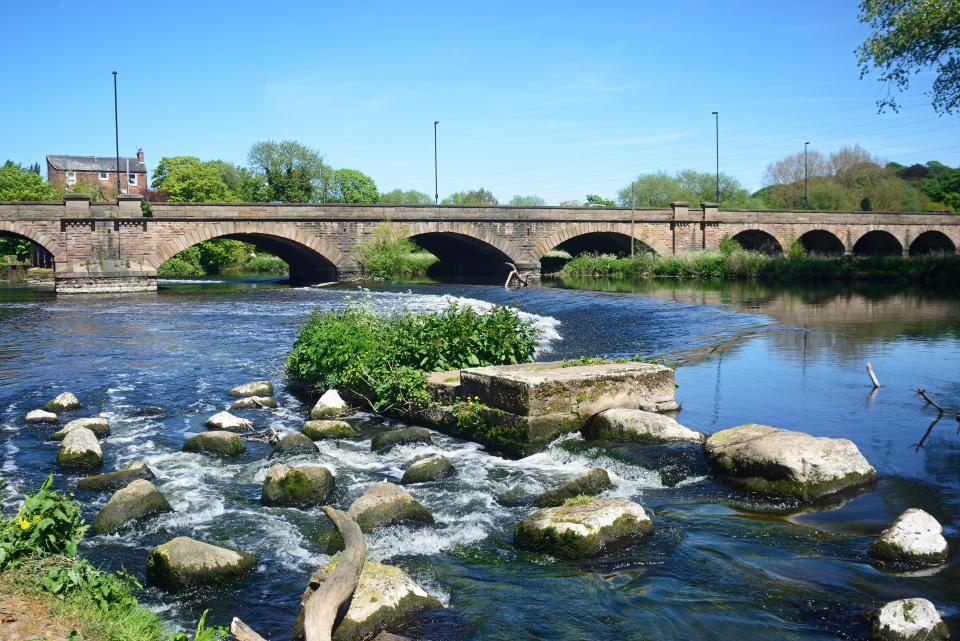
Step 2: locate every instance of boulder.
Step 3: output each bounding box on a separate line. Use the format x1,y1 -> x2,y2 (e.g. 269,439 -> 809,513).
183,431 -> 245,456
25,409 -> 58,423
371,427 -> 432,453
136,406 -> 165,416
303,419 -> 357,440
91,479 -> 173,534
871,598 -> 950,641
146,536 -> 257,592
703,423 -> 877,502
533,468 -> 612,508
293,558 -> 441,641
587,408 -> 704,443
57,427 -> 103,471
229,380 -> 273,397
400,455 -> 455,485
310,389 -> 349,419
229,396 -> 278,410
77,460 -> 156,492
514,497 -> 653,560
261,463 -> 335,507
204,411 -> 253,432
869,508 -> 949,567
349,482 -> 434,533
50,417 -> 110,441
44,392 -> 81,413
272,432 -> 320,455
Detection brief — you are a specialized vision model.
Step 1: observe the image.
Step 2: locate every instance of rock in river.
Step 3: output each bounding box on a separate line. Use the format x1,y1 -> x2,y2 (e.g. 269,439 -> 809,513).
533,468 -> 611,508
77,460 -> 156,492
25,409 -> 58,423
293,558 -> 441,641
261,463 -> 334,507
273,432 -> 319,455
183,431 -> 245,456
371,427 -> 432,453
229,396 -> 278,410
57,427 -> 103,471
50,417 -> 110,440
871,598 -> 950,641
147,536 -> 257,592
514,497 -> 653,560
310,389 -> 349,419
401,455 -> 455,485
587,408 -> 704,443
303,419 -> 357,440
229,380 -> 273,397
703,423 -> 877,502
349,482 -> 434,532
869,508 -> 949,567
204,411 -> 253,432
92,479 -> 172,534
44,392 -> 81,413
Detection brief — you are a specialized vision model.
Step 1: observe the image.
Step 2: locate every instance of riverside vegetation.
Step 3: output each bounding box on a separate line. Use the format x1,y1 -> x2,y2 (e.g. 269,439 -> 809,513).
355,223 -> 438,280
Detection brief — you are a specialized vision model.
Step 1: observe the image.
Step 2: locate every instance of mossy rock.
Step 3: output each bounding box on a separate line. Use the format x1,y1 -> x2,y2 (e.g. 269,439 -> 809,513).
230,396 -> 278,410
146,536 -> 257,592
77,460 -> 156,492
229,380 -> 273,397
347,482 -> 435,533
400,455 -> 455,485
868,508 -> 949,567
57,427 -> 103,471
371,427 -> 432,452
44,392 -> 81,413
50,417 -> 111,441
92,479 -> 172,534
303,419 -> 357,440
272,432 -> 319,455
533,468 -> 611,508
261,463 -> 334,507
183,431 -> 245,456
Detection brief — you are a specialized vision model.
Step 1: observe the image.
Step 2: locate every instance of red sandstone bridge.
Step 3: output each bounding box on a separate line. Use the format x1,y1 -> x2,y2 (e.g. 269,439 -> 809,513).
1,193 -> 957,293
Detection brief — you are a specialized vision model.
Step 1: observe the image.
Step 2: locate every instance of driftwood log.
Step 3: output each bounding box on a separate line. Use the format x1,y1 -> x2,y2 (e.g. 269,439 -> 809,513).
504,262 -> 528,287
232,506 -> 366,641
865,361 -> 880,388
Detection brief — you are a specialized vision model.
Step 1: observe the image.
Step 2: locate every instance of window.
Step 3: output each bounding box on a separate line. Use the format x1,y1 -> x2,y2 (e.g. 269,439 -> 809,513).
99,171 -> 108,180
128,174 -> 138,185
66,172 -> 76,185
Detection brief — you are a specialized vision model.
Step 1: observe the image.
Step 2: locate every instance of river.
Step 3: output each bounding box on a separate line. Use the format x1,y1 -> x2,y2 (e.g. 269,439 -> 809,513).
0,276 -> 957,640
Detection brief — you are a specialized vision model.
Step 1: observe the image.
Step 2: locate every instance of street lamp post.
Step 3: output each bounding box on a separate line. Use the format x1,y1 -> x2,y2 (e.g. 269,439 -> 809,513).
113,71 -> 120,197
804,141 -> 810,209
433,121 -> 439,205
711,112 -> 719,202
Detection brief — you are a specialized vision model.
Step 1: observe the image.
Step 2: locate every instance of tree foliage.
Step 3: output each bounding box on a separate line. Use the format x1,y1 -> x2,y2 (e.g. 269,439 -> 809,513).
331,168 -> 379,204
247,139 -> 329,202
0,161 -> 61,201
151,157 -> 235,203
442,188 -> 499,205
379,189 -> 433,205
508,194 -> 546,206
585,194 -> 617,207
618,171 -> 756,208
857,0 -> 960,114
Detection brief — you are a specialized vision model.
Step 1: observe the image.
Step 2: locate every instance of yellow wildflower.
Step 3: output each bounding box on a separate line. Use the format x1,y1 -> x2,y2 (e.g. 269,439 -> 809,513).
18,518 -> 31,531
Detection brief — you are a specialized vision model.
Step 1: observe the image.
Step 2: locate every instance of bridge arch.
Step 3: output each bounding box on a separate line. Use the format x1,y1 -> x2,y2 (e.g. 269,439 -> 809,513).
536,223 -> 664,260
0,222 -> 59,269
909,230 -> 956,255
798,229 -> 845,256
732,229 -> 782,254
149,222 -> 343,283
852,230 -> 902,256
403,222 -> 524,276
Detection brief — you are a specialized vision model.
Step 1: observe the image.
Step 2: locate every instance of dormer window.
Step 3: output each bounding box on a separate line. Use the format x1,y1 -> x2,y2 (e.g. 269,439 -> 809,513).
99,171 -> 109,181
67,172 -> 76,185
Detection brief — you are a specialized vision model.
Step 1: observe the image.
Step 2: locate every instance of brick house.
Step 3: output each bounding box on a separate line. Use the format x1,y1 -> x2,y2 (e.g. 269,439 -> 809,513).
46,148 -> 148,197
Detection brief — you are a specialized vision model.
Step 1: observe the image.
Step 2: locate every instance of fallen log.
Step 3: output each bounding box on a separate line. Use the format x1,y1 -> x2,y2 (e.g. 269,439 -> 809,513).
504,262 -> 528,288
865,361 -> 880,388
914,388 -> 946,415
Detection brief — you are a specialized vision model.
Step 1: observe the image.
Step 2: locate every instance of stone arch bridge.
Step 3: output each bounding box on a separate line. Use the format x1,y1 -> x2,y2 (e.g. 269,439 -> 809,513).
1,194 -> 957,293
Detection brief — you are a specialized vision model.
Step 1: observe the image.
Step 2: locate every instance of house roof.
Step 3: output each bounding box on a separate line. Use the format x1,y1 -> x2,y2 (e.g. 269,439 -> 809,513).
46,154 -> 147,173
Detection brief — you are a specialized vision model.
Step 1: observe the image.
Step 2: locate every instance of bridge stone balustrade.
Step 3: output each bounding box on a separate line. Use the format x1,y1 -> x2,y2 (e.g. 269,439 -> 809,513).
0,194 -> 957,294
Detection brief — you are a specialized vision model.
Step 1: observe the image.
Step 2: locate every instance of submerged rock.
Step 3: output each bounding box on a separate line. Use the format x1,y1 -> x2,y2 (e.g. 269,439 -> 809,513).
44,392 -> 81,413
400,455 -> 455,485
869,508 -> 949,567
587,408 -> 704,443
92,479 -> 172,534
57,427 -> 103,471
514,497 -> 653,560
229,396 -> 278,410
147,536 -> 256,592
25,409 -> 58,423
50,417 -> 110,441
871,598 -> 950,641
703,423 -> 877,502
303,419 -> 357,440
229,380 -> 273,397
77,460 -> 156,492
310,389 -> 349,419
183,431 -> 245,456
371,427 -> 432,453
261,463 -> 334,507
293,558 -> 441,641
533,468 -> 612,508
136,406 -> 165,416
204,411 -> 253,432
272,432 -> 320,455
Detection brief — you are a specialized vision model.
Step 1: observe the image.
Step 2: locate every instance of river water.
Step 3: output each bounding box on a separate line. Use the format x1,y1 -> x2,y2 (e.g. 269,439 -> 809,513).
0,276 -> 957,640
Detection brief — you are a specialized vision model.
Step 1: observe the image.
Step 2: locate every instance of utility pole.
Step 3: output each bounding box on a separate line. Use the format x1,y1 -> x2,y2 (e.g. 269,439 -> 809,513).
804,141 -> 810,209
630,182 -> 636,257
113,71 -> 121,197
711,111 -> 719,203
433,121 -> 439,205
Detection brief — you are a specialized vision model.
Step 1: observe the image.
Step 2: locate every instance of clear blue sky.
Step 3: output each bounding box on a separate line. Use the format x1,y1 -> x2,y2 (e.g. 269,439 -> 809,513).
3,0 -> 958,203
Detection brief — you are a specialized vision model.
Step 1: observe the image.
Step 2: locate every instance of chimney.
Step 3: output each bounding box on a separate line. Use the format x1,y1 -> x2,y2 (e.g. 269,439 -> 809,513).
137,147 -> 144,164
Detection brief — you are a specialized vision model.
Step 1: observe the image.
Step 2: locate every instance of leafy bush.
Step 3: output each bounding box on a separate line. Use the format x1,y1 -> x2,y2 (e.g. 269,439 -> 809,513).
0,475 -> 86,567
357,223 -> 438,279
157,257 -> 203,277
287,301 -> 539,412
158,240 -> 290,276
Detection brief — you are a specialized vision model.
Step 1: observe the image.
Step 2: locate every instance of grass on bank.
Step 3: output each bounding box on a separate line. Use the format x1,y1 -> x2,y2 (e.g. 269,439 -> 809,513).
157,239 -> 289,278
356,223 -> 439,280
0,476 -> 225,641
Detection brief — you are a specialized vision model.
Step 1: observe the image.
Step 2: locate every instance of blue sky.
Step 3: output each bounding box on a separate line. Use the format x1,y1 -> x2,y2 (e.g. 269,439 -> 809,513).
3,0 -> 958,203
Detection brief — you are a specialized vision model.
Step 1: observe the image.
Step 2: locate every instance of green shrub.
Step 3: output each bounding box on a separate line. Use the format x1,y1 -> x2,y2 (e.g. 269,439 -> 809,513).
157,257 -> 203,277
357,223 -> 438,279
0,475 -> 86,567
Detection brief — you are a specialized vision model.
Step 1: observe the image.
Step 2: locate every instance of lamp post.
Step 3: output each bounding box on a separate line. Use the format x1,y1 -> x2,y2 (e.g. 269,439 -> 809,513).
711,112 -> 719,203
113,71 -> 121,197
804,141 -> 810,209
433,121 -> 439,205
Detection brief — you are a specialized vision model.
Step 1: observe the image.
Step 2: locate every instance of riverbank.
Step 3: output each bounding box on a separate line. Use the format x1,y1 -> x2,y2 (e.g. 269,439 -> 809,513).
556,250 -> 960,283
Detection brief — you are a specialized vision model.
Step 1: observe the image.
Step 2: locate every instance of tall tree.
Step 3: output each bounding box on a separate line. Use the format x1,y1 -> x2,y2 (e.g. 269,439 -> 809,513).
247,140 -> 328,202
151,156 -> 234,203
857,0 -> 960,114
508,195 -> 546,206
585,194 -> 617,207
379,189 -> 433,205
618,171 -> 755,207
763,151 -> 830,208
330,169 -> 379,204
442,188 -> 498,205
0,161 -> 61,201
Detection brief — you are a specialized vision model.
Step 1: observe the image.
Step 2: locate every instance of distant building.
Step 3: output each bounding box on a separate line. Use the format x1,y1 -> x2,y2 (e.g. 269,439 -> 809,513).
46,148 -> 147,197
